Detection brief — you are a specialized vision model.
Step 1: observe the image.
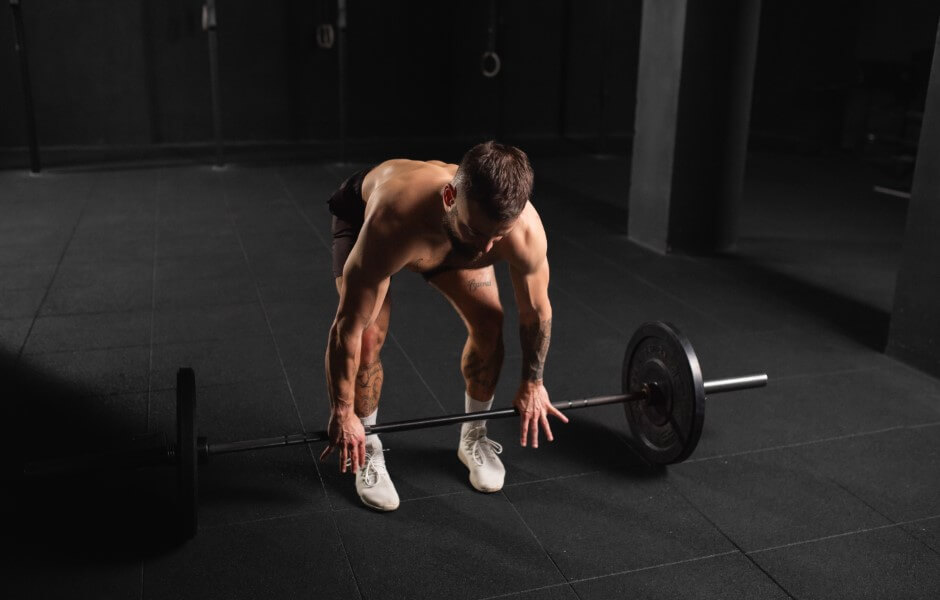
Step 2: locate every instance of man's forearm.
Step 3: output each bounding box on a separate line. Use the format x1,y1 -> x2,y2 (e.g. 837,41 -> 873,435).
519,313 -> 551,382
325,322 -> 361,414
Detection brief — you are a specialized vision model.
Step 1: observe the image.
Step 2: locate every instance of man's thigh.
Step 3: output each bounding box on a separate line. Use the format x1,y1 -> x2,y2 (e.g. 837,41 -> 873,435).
426,266 -> 502,328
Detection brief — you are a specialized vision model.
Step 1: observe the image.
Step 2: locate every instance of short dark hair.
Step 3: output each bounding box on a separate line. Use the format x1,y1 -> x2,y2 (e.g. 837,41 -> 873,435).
453,141 -> 533,222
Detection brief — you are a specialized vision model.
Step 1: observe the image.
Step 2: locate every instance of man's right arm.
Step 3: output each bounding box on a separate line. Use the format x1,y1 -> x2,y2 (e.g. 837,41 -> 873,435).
322,210 -> 409,471
326,265 -> 391,417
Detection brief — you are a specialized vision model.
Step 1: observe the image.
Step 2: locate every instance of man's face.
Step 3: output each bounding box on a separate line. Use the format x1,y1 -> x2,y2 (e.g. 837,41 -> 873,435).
442,189 -> 516,260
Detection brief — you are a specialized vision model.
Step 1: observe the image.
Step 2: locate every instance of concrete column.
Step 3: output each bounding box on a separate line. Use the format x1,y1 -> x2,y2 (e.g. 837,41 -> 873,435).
887,23 -> 940,377
628,0 -> 760,254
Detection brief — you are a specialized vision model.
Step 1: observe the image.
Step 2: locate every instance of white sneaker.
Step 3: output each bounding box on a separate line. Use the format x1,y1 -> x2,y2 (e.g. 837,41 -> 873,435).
354,437 -> 400,511
458,425 -> 505,492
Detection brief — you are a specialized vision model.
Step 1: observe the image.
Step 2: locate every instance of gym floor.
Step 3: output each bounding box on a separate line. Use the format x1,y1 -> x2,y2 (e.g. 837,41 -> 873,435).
3,151 -> 940,599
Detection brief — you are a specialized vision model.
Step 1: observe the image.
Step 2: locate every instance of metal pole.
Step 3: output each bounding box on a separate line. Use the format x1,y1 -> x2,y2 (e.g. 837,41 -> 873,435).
9,0 -> 40,173
337,0 -> 347,164
204,0 -> 224,167
207,373 -> 767,457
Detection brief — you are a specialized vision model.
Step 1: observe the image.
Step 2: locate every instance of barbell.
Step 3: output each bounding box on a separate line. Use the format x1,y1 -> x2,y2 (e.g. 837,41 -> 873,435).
23,321 -> 767,539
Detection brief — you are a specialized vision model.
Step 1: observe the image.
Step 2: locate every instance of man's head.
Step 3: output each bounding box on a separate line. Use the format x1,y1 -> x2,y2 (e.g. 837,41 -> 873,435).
441,141 -> 533,259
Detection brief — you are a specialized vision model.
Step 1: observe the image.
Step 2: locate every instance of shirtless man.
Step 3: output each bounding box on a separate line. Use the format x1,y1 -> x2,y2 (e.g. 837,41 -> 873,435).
321,141 -> 568,511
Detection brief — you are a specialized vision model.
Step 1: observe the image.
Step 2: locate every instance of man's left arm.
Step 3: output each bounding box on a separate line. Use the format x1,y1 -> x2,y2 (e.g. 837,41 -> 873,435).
509,254 -> 569,447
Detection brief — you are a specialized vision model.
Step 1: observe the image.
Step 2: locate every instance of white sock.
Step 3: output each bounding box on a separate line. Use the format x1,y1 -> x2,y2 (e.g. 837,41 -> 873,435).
462,391 -> 494,434
360,408 -> 379,446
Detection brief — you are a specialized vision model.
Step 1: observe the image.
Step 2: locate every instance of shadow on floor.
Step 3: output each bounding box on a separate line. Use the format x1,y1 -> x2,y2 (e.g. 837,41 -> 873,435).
712,251 -> 892,350
2,352 -> 188,558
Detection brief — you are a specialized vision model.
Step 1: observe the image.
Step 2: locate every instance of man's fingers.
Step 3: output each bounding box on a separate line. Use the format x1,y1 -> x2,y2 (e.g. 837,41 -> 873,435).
541,413 -> 554,442
520,416 -> 529,447
549,404 -> 570,423
350,443 -> 360,474
530,414 -> 540,448
358,440 -> 367,469
339,446 -> 348,474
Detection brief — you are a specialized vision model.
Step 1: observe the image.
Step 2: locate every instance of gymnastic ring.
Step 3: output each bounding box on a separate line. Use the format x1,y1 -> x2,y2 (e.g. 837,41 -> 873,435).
201,3 -> 217,31
481,51 -> 501,78
316,24 -> 335,49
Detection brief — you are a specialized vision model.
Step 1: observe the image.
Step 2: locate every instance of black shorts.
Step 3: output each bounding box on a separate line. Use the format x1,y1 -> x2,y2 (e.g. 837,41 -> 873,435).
327,165 -> 454,282
328,166 -> 373,279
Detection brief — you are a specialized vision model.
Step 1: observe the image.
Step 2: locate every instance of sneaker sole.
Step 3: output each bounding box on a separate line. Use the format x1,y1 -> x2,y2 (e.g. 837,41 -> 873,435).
457,449 -> 503,493
359,497 -> 399,512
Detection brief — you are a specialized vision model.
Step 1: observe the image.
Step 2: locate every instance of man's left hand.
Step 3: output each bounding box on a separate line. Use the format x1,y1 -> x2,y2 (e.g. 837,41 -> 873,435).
513,380 -> 569,448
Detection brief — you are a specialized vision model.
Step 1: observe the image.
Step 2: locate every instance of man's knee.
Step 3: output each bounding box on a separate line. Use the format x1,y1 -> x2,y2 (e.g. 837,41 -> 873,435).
468,305 -> 504,350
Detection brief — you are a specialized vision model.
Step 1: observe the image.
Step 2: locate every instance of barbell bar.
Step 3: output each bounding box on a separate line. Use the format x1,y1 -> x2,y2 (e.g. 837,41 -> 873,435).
24,321 -> 768,539
206,374 -> 767,457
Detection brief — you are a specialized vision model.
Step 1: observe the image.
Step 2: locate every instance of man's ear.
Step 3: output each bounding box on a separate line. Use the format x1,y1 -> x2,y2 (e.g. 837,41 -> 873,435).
442,183 -> 456,208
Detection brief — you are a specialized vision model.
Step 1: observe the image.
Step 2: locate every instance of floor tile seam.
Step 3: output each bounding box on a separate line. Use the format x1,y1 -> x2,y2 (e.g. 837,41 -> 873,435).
34,306 -> 155,319
218,170 -> 333,509
22,332 -> 282,356
155,376 -> 288,395
328,511 -> 367,600
9,377 -> 307,401
153,275 -> 256,286
321,473 -> 607,512
149,331 -> 277,349
0,315 -> 36,326
150,300 -> 269,318
610,429 -> 659,469
788,448 -> 940,559
884,356 -> 940,389
0,283 -> 60,294
549,282 -> 628,337
563,550 -> 743,589
273,169 -> 333,254
502,470 -> 602,489
387,331 -> 449,415
477,581 -> 574,600
745,514 -> 940,556
147,168 -> 162,433
665,479 -> 798,599
15,178 -> 97,363
760,365 -> 915,385
555,233 -> 727,330
499,489 -> 574,587
683,424 -> 915,464
197,507 -> 334,532
332,488 -> 477,512
0,285 -> 50,297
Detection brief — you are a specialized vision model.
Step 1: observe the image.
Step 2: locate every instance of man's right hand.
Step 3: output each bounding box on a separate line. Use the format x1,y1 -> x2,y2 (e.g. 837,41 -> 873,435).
319,409 -> 367,473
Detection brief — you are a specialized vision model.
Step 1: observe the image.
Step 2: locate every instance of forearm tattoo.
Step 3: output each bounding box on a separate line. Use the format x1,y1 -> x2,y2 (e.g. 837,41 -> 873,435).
355,358 -> 383,416
520,319 -> 551,381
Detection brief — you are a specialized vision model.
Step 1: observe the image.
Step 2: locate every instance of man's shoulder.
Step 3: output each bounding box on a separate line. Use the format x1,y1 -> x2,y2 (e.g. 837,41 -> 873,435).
504,202 -> 548,272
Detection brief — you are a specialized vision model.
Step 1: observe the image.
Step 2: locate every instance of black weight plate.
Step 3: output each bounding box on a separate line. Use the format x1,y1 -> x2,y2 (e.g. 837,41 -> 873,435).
177,367 -> 198,539
622,322 -> 705,464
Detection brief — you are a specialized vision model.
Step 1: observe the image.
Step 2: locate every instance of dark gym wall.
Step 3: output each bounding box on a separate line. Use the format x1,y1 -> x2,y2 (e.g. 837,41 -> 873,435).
562,0 -> 641,143
0,0 -> 641,153
0,0 -> 153,147
749,0 -> 940,152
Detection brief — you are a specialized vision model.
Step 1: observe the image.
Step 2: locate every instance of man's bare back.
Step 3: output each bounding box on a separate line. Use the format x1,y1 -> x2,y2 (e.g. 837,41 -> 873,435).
354,158 -> 547,281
